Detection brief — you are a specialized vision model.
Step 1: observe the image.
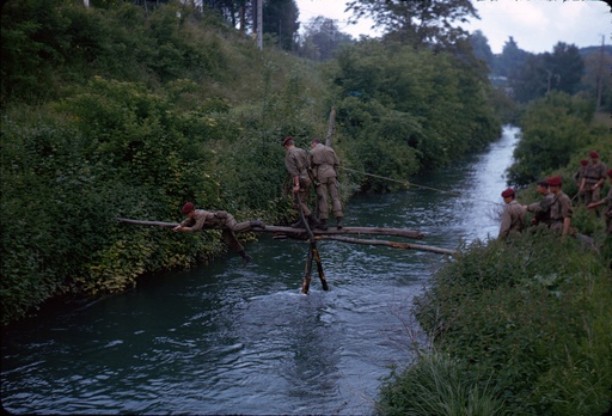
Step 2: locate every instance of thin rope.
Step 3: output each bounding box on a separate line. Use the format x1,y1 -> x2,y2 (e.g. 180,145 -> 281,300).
340,166 -> 503,206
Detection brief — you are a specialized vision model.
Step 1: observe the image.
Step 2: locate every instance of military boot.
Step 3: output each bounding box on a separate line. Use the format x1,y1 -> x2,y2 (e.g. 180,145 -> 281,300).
238,250 -> 252,264
315,218 -> 328,231
307,215 -> 321,229
250,220 -> 265,229
336,216 -> 343,230
291,218 -> 304,228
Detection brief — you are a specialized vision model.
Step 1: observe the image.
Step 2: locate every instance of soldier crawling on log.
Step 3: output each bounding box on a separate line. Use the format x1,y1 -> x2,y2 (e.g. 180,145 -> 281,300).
173,202 -> 265,264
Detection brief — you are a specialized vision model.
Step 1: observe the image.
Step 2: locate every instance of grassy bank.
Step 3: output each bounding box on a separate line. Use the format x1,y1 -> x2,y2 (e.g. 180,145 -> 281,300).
377,231 -> 611,415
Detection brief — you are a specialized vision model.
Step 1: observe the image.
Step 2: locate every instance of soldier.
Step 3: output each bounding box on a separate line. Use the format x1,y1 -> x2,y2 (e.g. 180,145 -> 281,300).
498,188 -> 526,239
547,175 -> 573,237
573,159 -> 588,204
524,180 -> 555,226
309,138 -> 344,230
579,151 -> 607,206
173,202 -> 265,263
587,168 -> 612,234
282,136 -> 317,228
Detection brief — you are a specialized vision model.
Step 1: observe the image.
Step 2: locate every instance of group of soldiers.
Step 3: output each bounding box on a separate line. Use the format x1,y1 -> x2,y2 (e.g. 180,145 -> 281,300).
498,150 -> 612,240
171,136 -> 344,263
282,136 -> 344,231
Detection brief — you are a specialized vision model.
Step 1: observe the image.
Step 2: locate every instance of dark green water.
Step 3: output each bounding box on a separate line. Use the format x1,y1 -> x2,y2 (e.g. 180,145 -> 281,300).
1,127 -> 519,415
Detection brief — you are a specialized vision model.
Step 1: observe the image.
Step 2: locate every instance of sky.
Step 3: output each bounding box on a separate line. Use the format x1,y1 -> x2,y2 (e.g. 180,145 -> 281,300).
295,0 -> 611,54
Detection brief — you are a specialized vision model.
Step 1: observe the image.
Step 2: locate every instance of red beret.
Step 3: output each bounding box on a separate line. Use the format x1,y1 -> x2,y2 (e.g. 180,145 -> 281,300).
282,136 -> 294,146
547,176 -> 562,187
181,202 -> 195,214
580,159 -> 588,166
608,168 -> 612,178
590,151 -> 599,159
501,188 -> 515,198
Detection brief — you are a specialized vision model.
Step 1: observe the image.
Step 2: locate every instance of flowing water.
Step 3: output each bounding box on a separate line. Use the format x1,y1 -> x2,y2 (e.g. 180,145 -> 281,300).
1,126 -> 520,415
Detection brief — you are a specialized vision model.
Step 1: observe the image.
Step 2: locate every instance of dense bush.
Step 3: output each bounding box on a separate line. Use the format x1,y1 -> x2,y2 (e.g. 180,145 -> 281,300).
507,92 -> 602,186
331,40 -> 500,191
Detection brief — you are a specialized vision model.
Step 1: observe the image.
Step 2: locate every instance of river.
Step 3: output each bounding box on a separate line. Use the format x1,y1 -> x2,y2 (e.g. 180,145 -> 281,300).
1,126 -> 519,415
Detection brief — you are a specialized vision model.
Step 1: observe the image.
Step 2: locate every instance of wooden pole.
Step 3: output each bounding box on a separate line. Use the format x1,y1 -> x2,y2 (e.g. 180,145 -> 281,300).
325,106 -> 336,147
316,235 -> 457,256
295,194 -> 329,293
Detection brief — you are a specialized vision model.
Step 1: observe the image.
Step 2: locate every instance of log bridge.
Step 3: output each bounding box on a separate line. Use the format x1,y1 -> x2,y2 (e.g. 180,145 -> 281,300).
116,217 -> 456,294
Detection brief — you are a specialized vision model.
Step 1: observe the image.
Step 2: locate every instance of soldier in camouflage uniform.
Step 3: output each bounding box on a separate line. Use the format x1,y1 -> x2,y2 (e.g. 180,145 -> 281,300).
309,138 -> 344,230
174,202 -> 264,263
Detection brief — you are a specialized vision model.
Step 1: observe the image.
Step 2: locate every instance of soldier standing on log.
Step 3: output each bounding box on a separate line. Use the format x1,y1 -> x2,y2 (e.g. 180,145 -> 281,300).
282,136 -> 319,228
309,138 -> 344,230
173,202 -> 265,263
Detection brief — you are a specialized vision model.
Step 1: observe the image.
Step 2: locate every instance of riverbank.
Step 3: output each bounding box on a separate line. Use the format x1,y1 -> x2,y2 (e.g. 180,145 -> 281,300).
376,93 -> 612,416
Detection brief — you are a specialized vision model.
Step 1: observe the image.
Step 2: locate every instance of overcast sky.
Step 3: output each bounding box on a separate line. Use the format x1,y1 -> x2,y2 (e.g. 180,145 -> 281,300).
295,0 -> 611,54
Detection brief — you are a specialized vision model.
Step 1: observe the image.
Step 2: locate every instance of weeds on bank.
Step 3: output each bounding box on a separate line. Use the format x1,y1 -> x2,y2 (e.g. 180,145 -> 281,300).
378,231 -> 612,416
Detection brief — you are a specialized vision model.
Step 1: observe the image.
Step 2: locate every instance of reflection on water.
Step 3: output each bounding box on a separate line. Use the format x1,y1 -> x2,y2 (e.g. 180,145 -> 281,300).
1,127 -> 519,415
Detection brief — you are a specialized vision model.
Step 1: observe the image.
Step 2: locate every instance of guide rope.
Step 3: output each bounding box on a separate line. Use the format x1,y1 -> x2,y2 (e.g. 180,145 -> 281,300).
340,166 -> 502,206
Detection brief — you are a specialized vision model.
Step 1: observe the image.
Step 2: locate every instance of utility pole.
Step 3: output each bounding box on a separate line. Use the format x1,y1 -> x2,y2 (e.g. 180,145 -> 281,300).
257,0 -> 263,50
596,34 -> 605,112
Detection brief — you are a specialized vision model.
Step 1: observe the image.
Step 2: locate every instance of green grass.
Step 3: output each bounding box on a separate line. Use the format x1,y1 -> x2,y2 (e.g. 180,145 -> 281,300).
378,231 -> 612,415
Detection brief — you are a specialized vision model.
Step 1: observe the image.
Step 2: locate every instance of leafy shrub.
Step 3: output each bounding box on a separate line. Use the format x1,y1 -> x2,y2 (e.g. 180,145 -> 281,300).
410,232 -> 612,416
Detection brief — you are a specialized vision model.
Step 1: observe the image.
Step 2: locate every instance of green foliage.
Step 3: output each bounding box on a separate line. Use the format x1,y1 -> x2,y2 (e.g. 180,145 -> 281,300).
507,92 -> 597,186
377,352 -> 507,416
333,40 -> 500,191
409,232 -> 612,416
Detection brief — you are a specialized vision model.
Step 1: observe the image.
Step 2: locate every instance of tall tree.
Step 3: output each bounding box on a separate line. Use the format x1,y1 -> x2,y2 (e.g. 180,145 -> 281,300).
512,42 -> 585,103
511,54 -> 549,102
299,16 -> 353,61
346,0 -> 478,48
495,36 -> 530,78
545,42 -> 584,95
469,30 -> 494,71
262,0 -> 299,51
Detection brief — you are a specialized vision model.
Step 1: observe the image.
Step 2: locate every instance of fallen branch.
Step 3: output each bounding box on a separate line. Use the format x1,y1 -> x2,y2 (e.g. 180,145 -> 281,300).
117,218 -> 178,228
316,235 -> 457,256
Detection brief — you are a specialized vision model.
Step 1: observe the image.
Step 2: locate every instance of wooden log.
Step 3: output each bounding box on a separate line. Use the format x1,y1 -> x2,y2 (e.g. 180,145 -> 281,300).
117,218 -> 179,228
315,235 -> 457,256
257,225 -> 425,240
116,218 -> 425,240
